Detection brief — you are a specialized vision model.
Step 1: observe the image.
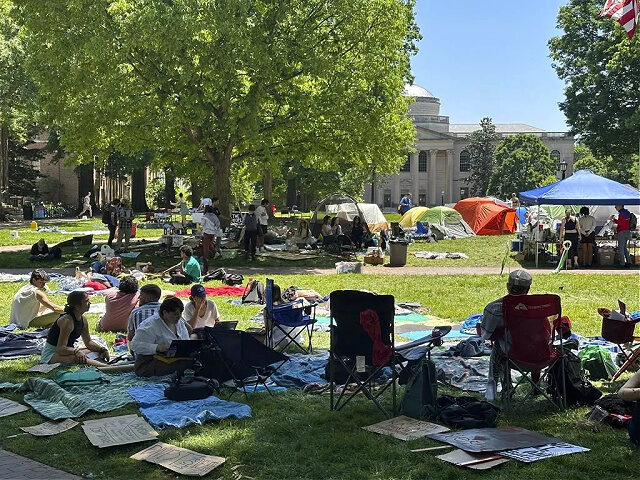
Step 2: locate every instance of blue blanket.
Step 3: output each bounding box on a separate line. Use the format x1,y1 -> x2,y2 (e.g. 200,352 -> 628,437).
127,384 -> 252,429
270,353 -> 329,388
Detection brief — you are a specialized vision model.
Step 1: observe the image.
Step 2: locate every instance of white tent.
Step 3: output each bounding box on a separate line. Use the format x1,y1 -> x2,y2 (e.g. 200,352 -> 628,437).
334,203 -> 390,233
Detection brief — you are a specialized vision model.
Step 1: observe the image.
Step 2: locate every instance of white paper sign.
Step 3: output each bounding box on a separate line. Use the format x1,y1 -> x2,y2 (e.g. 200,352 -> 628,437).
500,442 -> 590,462
437,449 -> 509,470
0,397 -> 29,418
131,442 -> 225,476
363,415 -> 449,441
26,363 -> 61,373
82,414 -> 158,448
21,419 -> 79,436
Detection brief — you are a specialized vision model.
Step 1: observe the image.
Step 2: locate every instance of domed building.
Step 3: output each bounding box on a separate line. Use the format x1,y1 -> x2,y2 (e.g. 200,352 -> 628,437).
366,84 -> 575,208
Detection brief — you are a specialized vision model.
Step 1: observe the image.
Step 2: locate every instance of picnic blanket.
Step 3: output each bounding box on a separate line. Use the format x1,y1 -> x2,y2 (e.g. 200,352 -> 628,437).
19,371 -> 165,420
256,251 -> 321,261
270,353 -> 329,388
433,356 -> 491,393
126,383 -> 251,429
0,325 -> 48,359
413,251 -> 469,259
173,286 -> 246,297
0,273 -> 31,283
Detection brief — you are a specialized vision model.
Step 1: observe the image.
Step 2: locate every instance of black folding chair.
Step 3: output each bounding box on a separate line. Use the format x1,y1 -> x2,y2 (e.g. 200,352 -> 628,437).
200,328 -> 289,400
329,290 -> 450,417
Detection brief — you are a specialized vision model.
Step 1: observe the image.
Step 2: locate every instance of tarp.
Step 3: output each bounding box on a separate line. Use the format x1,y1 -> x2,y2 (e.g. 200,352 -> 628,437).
520,170 -> 640,205
399,206 -> 475,239
515,206 -> 528,224
453,198 -> 517,235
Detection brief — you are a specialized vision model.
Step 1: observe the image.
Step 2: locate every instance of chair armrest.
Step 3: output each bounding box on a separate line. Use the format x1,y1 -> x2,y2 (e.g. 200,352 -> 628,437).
396,325 -> 452,352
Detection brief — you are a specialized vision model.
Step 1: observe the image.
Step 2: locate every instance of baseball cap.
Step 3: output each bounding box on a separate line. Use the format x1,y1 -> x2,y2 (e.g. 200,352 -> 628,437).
507,269 -> 532,287
190,284 -> 206,297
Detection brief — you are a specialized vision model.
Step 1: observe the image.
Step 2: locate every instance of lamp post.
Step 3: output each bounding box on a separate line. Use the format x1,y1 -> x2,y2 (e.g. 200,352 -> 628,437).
441,190 -> 445,206
559,160 -> 568,180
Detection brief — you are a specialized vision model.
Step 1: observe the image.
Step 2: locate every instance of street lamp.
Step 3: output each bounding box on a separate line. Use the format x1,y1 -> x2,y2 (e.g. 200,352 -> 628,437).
559,160 -> 568,180
441,190 -> 445,206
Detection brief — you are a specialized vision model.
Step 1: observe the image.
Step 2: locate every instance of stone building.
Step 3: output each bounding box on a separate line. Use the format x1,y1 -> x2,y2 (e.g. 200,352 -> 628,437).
365,84 -> 575,209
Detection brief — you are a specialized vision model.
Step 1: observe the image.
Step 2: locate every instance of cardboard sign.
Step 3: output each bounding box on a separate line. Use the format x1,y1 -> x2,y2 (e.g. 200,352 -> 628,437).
0,397 -> 29,418
500,442 -> 590,462
131,442 -> 225,476
428,426 -> 559,453
26,363 -> 61,373
21,419 -> 78,437
82,414 -> 158,448
363,415 -> 449,441
437,449 -> 509,470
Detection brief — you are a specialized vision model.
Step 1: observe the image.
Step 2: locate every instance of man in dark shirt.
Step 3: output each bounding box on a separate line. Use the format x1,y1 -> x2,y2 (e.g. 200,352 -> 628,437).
29,239 -> 54,261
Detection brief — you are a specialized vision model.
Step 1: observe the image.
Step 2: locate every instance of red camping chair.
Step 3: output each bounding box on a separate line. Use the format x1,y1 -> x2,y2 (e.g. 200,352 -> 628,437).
501,294 -> 566,409
600,312 -> 640,381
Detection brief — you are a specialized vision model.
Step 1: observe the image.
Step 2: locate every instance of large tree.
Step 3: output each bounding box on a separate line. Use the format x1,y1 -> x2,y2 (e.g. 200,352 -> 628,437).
15,0 -> 418,216
549,0 -> 640,155
465,117 -> 498,196
487,134 -> 556,198
574,143 -> 639,187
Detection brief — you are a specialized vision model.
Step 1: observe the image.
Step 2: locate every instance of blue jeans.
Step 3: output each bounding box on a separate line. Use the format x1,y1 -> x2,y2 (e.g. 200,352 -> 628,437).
617,229 -> 631,266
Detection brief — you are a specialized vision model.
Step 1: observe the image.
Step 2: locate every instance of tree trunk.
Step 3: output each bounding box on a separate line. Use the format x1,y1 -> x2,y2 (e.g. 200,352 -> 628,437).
205,147 -> 232,226
190,180 -> 201,208
131,166 -> 148,211
263,169 -> 272,206
0,126 -> 8,204
164,165 -> 175,208
286,177 -> 297,209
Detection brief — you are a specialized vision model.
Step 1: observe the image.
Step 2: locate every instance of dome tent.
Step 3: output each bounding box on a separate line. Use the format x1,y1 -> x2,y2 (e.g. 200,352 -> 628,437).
309,193 -> 389,237
453,197 -> 517,235
399,206 -> 475,239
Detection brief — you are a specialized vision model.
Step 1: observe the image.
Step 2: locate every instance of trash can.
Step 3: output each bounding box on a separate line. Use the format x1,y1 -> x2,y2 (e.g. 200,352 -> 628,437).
23,203 -> 33,220
389,240 -> 409,267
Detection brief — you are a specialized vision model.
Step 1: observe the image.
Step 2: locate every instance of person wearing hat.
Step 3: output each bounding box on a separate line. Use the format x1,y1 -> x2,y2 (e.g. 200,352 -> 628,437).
480,270 -> 535,397
9,269 -> 65,328
183,284 -> 220,331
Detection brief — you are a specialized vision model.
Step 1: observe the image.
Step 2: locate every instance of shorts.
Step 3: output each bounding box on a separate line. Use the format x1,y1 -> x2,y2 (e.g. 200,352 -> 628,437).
580,231 -> 595,244
259,224 -> 268,236
41,342 -> 57,364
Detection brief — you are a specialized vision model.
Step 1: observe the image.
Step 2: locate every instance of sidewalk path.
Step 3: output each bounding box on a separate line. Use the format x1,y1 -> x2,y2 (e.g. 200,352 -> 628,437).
0,449 -> 81,480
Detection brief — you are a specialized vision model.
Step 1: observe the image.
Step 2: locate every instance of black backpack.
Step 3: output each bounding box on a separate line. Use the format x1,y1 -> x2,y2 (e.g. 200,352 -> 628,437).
548,350 -> 602,406
164,374 -> 219,401
435,395 -> 500,429
629,402 -> 640,445
401,358 -> 438,418
242,280 -> 265,304
630,212 -> 638,231
223,273 -> 244,286
101,208 -> 111,224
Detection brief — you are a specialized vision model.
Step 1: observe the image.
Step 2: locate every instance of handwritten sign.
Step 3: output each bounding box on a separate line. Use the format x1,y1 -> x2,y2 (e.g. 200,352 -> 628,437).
362,415 -> 449,441
82,414 -> 158,448
0,397 -> 29,418
131,442 -> 225,476
21,419 -> 78,437
26,363 -> 61,373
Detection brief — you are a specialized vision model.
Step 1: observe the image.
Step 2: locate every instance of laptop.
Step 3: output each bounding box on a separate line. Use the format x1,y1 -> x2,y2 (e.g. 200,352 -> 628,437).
213,321 -> 238,330
165,339 -> 205,358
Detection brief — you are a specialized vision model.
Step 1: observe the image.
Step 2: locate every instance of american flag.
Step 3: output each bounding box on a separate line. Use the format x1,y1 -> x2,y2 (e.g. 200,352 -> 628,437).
600,0 -> 639,38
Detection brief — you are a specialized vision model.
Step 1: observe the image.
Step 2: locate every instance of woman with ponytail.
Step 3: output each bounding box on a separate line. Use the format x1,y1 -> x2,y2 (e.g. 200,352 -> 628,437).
40,291 -> 110,365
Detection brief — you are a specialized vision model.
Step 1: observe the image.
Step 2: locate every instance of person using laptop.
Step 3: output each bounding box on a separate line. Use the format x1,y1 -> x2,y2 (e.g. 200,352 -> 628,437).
131,296 -> 194,377
183,284 -> 221,331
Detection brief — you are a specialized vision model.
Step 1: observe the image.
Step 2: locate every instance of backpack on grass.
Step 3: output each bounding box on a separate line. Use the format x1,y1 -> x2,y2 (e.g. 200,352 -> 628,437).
164,374 -> 219,401
548,349 -> 602,406
242,280 -> 265,304
401,358 -> 438,418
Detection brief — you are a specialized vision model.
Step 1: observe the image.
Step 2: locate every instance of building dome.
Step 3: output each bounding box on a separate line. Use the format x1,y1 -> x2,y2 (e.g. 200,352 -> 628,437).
403,83 -> 441,116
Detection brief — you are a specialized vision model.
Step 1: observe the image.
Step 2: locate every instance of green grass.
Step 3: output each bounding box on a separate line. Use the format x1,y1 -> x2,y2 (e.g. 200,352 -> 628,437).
0,273 -> 639,479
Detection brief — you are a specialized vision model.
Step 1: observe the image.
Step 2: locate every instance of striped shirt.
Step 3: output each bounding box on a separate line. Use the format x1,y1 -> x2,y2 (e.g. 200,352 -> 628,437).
127,301 -> 160,338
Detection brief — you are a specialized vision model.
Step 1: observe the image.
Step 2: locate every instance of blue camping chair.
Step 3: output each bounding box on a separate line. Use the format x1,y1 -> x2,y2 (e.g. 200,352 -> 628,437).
265,278 -> 317,354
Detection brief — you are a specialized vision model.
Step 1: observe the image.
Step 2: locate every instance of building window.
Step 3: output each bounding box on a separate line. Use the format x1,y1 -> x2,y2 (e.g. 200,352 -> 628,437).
418,193 -> 427,206
400,154 -> 411,172
418,151 -> 427,172
459,150 -> 471,172
383,190 -> 392,208
551,150 -> 561,169
459,187 -> 469,200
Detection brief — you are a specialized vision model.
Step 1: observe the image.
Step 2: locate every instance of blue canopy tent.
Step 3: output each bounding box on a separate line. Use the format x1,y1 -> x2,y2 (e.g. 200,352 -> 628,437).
520,170 -> 640,205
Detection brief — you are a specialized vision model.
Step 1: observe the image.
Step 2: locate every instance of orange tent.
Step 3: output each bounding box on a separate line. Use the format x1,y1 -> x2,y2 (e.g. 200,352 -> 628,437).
453,197 -> 517,235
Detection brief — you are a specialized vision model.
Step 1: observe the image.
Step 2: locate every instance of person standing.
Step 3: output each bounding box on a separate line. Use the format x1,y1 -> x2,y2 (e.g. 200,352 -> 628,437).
116,198 -> 134,252
211,197 -> 224,257
106,199 -> 120,247
510,193 -> 520,208
170,192 -> 189,227
399,193 -> 413,215
560,209 -> 581,269
201,205 -> 223,272
78,191 -> 92,218
255,198 -> 269,252
578,207 -> 596,268
612,204 -> 632,268
243,204 -> 259,260
198,196 -> 212,212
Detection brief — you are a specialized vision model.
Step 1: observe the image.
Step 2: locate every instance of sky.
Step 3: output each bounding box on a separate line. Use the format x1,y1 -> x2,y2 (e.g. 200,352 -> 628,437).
412,0 -> 570,131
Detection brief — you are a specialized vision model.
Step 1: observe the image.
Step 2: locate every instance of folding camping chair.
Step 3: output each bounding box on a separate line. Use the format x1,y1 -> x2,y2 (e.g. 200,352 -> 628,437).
600,309 -> 640,381
329,290 -> 451,417
265,278 -> 317,354
501,293 -> 567,409
199,327 -> 288,400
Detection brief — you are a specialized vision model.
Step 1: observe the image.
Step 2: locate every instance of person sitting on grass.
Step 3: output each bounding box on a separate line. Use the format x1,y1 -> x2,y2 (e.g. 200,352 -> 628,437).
166,245 -> 202,285
351,216 -> 365,248
619,370 -> 640,444
293,219 -> 316,249
131,296 -> 194,377
10,269 -> 65,328
40,291 -> 110,366
29,239 -> 58,262
127,284 -> 162,345
183,284 -> 221,332
97,276 -> 140,332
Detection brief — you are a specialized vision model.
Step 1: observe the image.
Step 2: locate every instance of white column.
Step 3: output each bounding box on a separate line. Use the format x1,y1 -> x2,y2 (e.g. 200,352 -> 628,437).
410,153 -> 419,200
429,149 -> 438,206
447,149 -> 454,203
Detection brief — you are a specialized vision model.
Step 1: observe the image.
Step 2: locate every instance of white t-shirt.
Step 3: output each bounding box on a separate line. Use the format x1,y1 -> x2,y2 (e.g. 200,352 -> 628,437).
255,205 -> 269,226
83,194 -> 91,206
183,299 -> 220,329
10,284 -> 42,328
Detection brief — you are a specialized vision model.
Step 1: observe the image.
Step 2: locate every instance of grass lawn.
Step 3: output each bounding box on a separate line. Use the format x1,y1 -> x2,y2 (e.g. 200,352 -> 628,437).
0,273 -> 639,479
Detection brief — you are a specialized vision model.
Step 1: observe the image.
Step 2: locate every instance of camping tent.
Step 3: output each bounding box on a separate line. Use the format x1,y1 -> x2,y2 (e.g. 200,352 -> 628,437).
310,193 -> 390,236
453,197 -> 517,235
520,170 -> 640,205
399,206 -> 475,239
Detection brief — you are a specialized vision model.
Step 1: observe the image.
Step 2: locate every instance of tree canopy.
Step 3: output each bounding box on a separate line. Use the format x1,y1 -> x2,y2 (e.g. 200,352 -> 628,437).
465,117 -> 497,196
574,143 -> 639,187
15,0 -> 419,215
488,134 -> 556,198
549,0 -> 640,155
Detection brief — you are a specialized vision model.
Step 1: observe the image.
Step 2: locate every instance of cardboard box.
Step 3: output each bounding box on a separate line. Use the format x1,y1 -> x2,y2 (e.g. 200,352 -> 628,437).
598,250 -> 615,266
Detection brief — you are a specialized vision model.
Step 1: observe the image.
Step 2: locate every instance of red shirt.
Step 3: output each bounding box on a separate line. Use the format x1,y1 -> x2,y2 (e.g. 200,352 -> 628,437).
613,209 -> 631,232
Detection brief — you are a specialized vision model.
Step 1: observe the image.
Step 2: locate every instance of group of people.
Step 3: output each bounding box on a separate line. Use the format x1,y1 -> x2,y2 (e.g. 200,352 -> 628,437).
319,215 -> 376,249
103,197 -> 135,252
242,199 -> 270,260
560,205 -> 633,269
